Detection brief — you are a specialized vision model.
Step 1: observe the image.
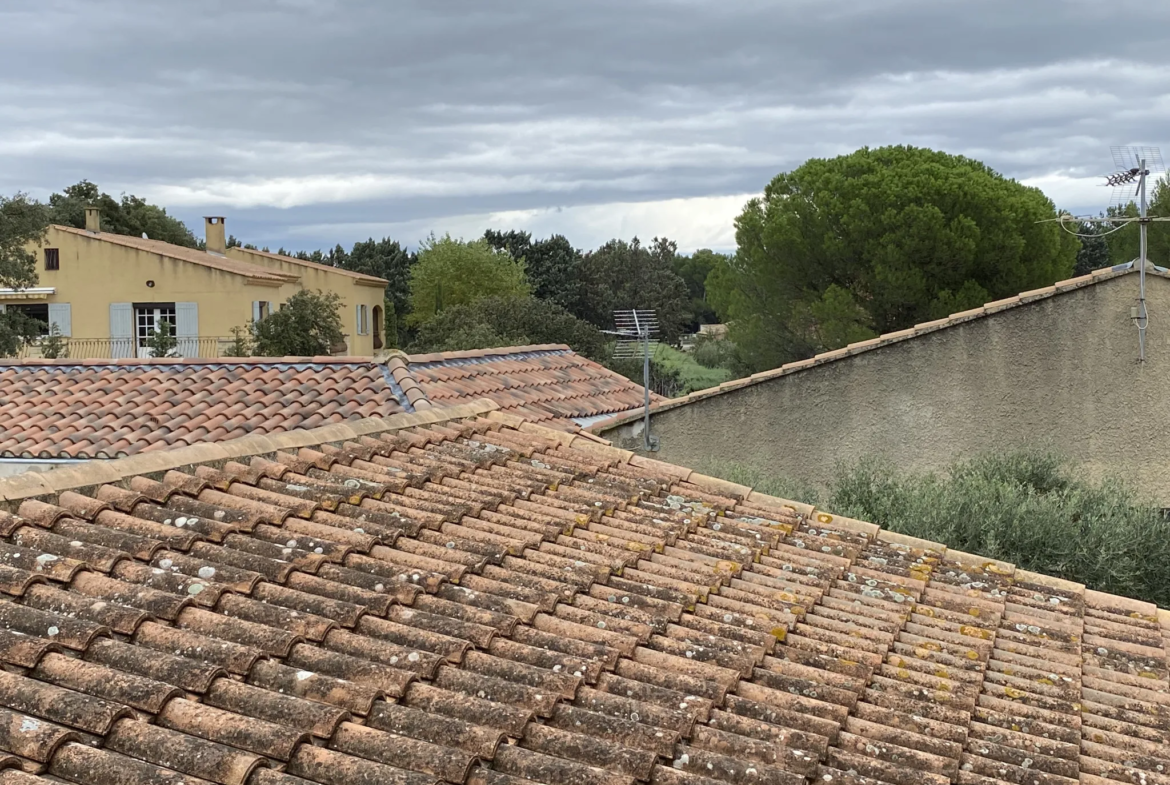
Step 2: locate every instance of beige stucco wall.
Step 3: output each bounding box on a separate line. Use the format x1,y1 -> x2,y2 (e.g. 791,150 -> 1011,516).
14,227 -> 292,344
228,248 -> 387,356
10,228 -> 385,356
600,272 -> 1170,504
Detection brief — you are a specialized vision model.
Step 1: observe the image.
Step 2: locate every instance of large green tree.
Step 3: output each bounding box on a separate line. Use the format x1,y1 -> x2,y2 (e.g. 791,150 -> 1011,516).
407,234 -> 529,325
1102,177 -> 1170,268
410,294 -> 606,359
249,289 -> 345,356
711,146 -> 1079,371
49,180 -> 198,247
340,238 -> 415,317
673,248 -> 722,330
0,193 -> 50,356
484,230 -> 584,313
577,236 -> 691,343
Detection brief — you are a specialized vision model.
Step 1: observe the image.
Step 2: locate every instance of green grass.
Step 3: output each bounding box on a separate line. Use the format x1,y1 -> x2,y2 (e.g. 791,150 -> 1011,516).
651,344 -> 734,395
702,453 -> 1170,607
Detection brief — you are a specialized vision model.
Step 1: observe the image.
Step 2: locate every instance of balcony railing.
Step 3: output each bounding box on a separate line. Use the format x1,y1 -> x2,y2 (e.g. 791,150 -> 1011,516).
17,336 -> 232,360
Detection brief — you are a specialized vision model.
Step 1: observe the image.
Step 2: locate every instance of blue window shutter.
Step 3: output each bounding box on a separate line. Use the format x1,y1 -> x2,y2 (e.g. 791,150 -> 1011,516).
109,302 -> 133,358
48,303 -> 71,337
175,302 -> 199,357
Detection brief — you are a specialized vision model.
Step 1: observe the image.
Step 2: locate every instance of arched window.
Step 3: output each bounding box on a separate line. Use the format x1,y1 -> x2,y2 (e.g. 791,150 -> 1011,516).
372,305 -> 383,350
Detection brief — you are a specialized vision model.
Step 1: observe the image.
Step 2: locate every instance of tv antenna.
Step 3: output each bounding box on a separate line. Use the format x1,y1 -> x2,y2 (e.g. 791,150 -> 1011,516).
604,310 -> 659,451
1045,146 -> 1169,362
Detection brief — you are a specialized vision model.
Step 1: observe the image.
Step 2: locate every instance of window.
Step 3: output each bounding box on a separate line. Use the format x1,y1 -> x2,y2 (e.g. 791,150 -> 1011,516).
357,304 -> 369,335
134,303 -> 176,349
8,303 -> 49,336
44,249 -> 59,271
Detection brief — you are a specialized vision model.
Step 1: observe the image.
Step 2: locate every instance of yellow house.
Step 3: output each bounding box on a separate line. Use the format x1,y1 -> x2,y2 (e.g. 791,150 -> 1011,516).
9,209 -> 388,358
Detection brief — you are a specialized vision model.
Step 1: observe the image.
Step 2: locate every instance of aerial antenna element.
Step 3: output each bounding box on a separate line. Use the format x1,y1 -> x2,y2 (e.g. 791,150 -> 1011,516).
1046,146 -> 1168,362
604,310 -> 660,451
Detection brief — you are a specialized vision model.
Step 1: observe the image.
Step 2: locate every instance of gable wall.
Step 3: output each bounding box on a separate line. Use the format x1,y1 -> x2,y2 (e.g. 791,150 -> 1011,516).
600,273 -> 1170,503
18,227 -> 296,343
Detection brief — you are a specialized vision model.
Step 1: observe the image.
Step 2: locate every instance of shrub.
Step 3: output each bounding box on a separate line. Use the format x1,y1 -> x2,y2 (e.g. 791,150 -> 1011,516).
144,320 -> 178,358
248,290 -> 344,357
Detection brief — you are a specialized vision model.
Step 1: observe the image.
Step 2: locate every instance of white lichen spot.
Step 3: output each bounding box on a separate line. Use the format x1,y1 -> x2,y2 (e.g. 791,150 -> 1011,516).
19,718 -> 41,733
296,670 -> 314,681
46,626 -> 59,636
188,584 -> 205,596
159,558 -> 173,569
197,566 -> 217,580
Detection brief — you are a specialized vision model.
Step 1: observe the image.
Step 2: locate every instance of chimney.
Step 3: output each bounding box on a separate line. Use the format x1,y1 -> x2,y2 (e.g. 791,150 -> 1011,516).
84,206 -> 101,233
205,216 -> 226,255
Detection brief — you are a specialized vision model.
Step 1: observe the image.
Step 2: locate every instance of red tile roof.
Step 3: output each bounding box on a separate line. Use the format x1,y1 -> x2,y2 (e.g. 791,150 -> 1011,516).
0,347 -> 658,460
0,358 -> 406,460
407,345 -> 663,431
52,226 -> 297,283
0,399 -> 1162,785
227,247 -> 388,287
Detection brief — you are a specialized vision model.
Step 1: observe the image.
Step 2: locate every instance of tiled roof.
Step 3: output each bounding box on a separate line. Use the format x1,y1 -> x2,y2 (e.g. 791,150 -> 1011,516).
406,345 -> 662,431
227,248 -> 388,287
0,359 -> 408,460
592,262 -> 1170,431
0,347 -> 656,460
0,398 -> 1163,785
52,226 -> 297,284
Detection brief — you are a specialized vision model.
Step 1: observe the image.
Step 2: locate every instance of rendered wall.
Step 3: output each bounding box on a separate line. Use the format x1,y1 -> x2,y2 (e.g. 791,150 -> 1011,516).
20,227 -> 294,342
600,273 -> 1170,503
228,247 -> 387,356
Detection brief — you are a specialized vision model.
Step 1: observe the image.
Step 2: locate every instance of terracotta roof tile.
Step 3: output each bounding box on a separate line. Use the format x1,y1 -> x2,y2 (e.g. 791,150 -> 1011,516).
2,346 -> 656,459
0,403 -> 1161,785
53,225 -> 296,283
407,345 -> 661,431
0,360 -> 409,460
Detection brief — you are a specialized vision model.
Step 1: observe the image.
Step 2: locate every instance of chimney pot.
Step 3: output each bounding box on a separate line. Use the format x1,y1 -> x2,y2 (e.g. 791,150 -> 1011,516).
204,216 -> 226,255
84,206 -> 101,233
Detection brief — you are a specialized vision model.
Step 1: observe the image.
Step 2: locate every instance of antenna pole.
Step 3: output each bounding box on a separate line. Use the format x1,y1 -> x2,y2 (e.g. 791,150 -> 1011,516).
1139,158 -> 1149,363
635,312 -> 652,451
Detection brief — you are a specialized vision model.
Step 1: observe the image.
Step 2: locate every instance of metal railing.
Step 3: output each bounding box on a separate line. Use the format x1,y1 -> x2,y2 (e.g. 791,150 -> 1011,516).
17,336 -> 230,360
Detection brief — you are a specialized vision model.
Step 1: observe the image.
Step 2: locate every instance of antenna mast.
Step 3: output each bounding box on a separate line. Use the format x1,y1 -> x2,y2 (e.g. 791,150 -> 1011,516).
1046,146 -> 1167,363
606,310 -> 660,451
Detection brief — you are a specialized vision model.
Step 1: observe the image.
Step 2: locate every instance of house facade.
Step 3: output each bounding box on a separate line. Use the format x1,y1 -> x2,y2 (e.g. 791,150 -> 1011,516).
7,209 -> 387,358
597,262 -> 1170,504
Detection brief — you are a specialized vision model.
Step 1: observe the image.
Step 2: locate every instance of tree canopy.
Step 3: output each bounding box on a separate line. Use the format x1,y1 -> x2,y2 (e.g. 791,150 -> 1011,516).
1103,177 -> 1170,268
408,235 -> 529,325
409,294 -> 606,359
484,229 -> 583,313
0,192 -> 50,355
326,237 -> 416,318
49,180 -> 198,247
672,248 -> 722,331
249,289 -> 345,356
577,236 -> 691,343
709,145 -> 1079,371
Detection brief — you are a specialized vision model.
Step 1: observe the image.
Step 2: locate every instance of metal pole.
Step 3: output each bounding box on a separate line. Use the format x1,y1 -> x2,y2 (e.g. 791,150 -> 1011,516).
1139,159 -> 1148,363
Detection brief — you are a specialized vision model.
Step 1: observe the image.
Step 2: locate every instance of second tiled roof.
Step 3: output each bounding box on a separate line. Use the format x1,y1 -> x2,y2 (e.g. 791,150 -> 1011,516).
0,346 -> 658,460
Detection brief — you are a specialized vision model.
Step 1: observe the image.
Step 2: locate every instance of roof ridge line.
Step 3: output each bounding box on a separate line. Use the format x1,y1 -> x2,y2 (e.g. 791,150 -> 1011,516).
0,399 -> 500,505
590,264 -> 1151,432
406,344 -> 571,365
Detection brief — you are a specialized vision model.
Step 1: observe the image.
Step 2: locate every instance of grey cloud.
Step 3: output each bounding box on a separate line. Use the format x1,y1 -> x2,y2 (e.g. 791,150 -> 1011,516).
2,0 -> 1170,250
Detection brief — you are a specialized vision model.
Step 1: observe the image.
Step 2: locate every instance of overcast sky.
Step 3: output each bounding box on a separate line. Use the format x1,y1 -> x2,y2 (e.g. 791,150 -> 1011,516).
3,0 -> 1170,253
